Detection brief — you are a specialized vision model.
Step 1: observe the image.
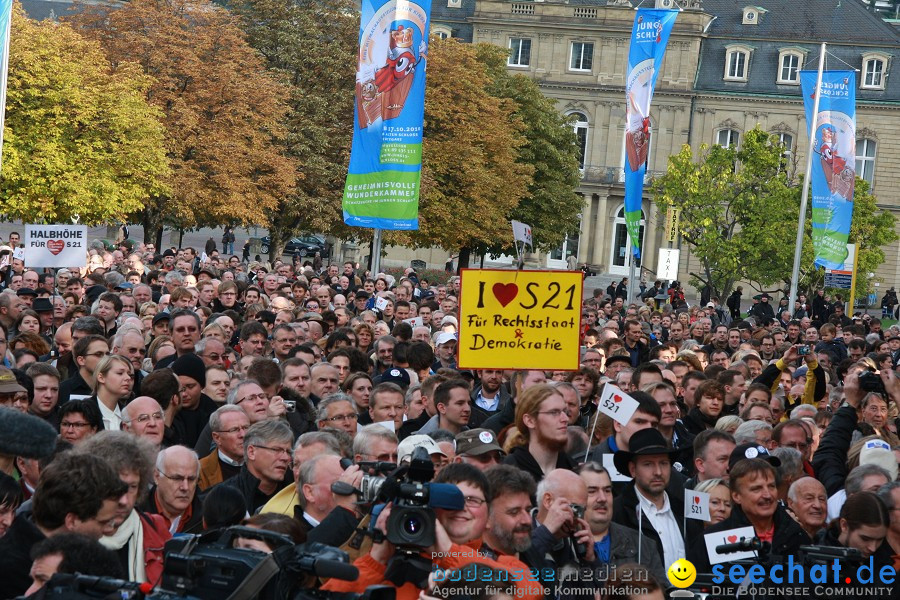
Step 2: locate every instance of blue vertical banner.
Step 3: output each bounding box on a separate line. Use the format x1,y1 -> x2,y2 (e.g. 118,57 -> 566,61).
800,70 -> 856,269
342,0 -> 431,230
624,9 -> 678,258
0,0 -> 13,170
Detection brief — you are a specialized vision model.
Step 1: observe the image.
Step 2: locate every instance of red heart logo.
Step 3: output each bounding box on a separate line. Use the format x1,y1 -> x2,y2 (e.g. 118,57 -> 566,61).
694,496 -> 700,504
492,283 -> 518,307
613,395 -> 622,403
727,535 -> 737,543
47,240 -> 65,255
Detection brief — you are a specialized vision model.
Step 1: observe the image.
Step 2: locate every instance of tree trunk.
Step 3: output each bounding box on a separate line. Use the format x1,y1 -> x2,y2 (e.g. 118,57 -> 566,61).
457,247 -> 471,272
141,207 -> 164,248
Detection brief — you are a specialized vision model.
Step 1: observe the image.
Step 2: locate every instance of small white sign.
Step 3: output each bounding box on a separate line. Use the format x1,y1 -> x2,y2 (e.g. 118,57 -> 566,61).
601,453 -> 631,482
374,297 -> 389,311
13,247 -> 25,261
684,490 -> 711,522
704,525 -> 757,565
24,225 -> 88,268
597,384 -> 639,426
656,248 -> 680,282
372,420 -> 395,433
511,220 -> 533,247
403,316 -> 424,328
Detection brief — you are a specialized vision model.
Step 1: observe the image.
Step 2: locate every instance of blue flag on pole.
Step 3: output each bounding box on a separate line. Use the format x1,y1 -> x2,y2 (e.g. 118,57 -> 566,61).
624,9 -> 677,259
342,0 -> 431,231
0,0 -> 13,169
800,70 -> 856,269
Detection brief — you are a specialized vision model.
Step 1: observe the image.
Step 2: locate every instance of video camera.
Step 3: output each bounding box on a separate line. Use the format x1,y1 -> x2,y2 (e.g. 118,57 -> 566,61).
38,527 -> 395,600
341,446 -> 464,588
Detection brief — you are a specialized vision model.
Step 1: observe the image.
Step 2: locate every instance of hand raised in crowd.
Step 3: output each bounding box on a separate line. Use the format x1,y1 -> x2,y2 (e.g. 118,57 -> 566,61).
542,496 -> 575,538
333,464 -> 363,515
370,502 -> 395,566
879,367 -> 900,403
266,395 -> 288,418
843,370 -> 864,408
572,516 -> 596,563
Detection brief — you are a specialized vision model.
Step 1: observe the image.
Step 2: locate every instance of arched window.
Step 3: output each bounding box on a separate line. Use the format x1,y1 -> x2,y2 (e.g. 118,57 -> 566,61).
432,26 -> 451,40
724,45 -> 752,82
570,112 -> 589,171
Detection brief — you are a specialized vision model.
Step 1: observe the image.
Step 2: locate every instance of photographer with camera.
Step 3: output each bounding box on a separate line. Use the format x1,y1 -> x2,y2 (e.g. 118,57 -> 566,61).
751,344 -> 825,419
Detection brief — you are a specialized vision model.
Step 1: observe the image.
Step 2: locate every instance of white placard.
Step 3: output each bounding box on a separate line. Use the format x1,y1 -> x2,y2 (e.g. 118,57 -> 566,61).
403,316 -> 424,328
684,490 -> 711,521
13,247 -> 24,261
24,225 -> 88,268
601,453 -> 631,482
704,526 -> 757,565
656,248 -> 680,282
372,420 -> 395,433
511,220 -> 533,247
374,297 -> 389,311
598,384 -> 639,426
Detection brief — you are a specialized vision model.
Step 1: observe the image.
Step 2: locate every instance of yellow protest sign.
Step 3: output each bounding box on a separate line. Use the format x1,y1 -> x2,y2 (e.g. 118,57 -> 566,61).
458,269 -> 583,370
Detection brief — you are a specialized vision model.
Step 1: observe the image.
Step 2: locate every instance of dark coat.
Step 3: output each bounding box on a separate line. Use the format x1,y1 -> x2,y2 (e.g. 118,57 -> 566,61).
606,522 -> 666,582
687,503 -> 810,575
503,445 -> 576,484
482,394 -> 517,434
297,506 -> 361,548
140,486 -> 204,534
0,513 -> 45,599
811,404 -> 857,496
58,370 -> 92,405
468,385 -> 510,428
611,481 -> 688,567
217,464 -> 287,514
682,406 -> 716,437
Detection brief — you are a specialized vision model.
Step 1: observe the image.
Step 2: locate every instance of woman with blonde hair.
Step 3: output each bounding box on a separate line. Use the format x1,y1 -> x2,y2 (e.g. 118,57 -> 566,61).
90,355 -> 134,430
354,322 -> 375,354
714,415 -> 743,435
202,322 -> 227,342
503,384 -> 575,481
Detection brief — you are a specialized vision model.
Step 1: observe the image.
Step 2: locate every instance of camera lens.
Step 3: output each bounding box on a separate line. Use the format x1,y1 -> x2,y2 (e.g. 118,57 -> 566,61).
403,515 -> 423,536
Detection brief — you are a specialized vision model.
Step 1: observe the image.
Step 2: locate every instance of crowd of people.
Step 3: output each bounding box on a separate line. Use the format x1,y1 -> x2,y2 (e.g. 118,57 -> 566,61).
0,232 -> 897,600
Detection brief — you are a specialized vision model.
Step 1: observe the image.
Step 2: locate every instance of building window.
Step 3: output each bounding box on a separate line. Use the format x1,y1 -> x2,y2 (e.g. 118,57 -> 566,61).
432,26 -> 452,40
724,47 -> 750,81
571,112 -> 589,171
778,52 -> 801,84
570,42 -> 593,72
856,138 -> 877,185
862,55 -> 886,89
777,132 -> 793,154
508,38 -> 531,67
716,129 -> 739,148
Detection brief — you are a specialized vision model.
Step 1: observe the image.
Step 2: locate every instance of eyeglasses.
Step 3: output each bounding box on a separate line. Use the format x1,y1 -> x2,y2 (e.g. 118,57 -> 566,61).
236,393 -> 268,404
464,496 -> 486,508
216,424 -> 251,434
60,421 -> 91,429
325,413 -> 358,423
252,445 -> 292,458
157,469 -> 198,485
134,412 -> 164,424
537,409 -> 567,419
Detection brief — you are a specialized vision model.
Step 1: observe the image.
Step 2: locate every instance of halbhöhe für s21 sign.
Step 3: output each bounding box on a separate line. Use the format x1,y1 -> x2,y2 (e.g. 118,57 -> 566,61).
24,224 -> 88,268
458,270 -> 583,371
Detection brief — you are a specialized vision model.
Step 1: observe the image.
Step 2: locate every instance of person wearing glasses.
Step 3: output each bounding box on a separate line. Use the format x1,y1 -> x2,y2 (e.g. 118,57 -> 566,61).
122,396 -> 166,448
217,419 -> 292,513
59,334 -> 110,404
142,445 -> 203,535
198,406 -> 250,491
316,393 -> 359,438
502,384 -> 576,484
58,400 -> 103,445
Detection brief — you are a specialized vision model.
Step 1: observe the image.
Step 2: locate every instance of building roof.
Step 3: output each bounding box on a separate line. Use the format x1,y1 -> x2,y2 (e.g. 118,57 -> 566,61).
702,0 -> 900,45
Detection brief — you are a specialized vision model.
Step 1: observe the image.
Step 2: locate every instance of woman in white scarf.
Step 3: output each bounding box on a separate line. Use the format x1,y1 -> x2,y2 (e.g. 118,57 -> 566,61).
77,431 -> 171,584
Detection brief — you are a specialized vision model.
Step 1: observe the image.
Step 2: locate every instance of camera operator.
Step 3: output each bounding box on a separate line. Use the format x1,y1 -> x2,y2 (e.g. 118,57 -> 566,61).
577,462 -> 665,582
0,453 -> 127,599
141,445 -> 203,534
687,454 -> 811,574
524,468 -> 598,574
261,453 -> 365,548
217,419 -> 293,513
24,533 -> 124,598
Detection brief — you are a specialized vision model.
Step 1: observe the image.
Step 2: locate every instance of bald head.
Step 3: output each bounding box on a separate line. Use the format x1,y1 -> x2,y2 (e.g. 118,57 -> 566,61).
538,469 -> 588,508
123,396 -> 165,446
787,476 -> 826,503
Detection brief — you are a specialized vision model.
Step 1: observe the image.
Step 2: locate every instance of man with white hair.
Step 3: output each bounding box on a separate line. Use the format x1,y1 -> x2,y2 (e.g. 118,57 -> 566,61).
122,396 -> 166,448
141,445 -> 203,534
734,419 -> 774,448
787,477 -> 827,539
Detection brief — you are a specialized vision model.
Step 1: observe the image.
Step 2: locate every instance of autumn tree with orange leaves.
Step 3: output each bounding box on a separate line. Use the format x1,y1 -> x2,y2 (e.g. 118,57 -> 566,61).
68,0 -> 298,245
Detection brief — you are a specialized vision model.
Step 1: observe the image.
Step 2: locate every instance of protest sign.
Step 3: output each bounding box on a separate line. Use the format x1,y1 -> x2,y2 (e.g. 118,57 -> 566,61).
597,384 -> 640,426
457,269 -> 582,370
24,225 -> 88,268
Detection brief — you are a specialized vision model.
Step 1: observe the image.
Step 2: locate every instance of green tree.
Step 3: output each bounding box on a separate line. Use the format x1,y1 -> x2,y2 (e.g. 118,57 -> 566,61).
0,4 -> 169,225
475,43 -> 583,257
387,37 -> 533,264
225,0 -> 357,261
69,0 -> 298,244
652,126 -> 897,301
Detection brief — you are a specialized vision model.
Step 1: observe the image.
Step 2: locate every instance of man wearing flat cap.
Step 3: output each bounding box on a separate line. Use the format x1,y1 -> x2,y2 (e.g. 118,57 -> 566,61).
611,428 -> 685,567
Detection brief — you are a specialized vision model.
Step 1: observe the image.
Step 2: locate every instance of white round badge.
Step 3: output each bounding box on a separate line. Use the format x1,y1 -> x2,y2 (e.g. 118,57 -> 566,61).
745,447 -> 759,459
479,431 -> 493,444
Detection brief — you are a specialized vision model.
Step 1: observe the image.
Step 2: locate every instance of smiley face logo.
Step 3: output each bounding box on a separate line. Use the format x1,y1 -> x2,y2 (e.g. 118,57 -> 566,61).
667,558 -> 696,588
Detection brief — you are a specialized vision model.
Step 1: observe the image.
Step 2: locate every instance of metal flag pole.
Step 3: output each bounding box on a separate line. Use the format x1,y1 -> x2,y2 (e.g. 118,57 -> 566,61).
789,42 -> 826,308
371,228 -> 382,276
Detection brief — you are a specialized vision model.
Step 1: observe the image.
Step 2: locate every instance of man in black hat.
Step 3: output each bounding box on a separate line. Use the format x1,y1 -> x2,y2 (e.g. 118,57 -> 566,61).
687,450 -> 810,574
748,293 -> 775,322
16,287 -> 37,308
31,297 -> 54,339
171,353 -> 218,447
611,428 -> 685,568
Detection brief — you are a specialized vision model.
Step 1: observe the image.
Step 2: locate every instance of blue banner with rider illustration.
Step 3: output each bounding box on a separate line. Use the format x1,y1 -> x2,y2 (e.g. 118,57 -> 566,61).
624,9 -> 678,259
342,0 -> 431,230
801,70 -> 856,270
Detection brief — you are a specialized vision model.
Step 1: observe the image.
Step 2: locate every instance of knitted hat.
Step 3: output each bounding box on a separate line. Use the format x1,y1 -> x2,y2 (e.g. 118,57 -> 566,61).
171,353 -> 206,388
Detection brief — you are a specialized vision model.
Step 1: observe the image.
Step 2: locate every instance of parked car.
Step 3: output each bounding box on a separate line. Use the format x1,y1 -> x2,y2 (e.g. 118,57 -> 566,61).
258,234 -> 329,257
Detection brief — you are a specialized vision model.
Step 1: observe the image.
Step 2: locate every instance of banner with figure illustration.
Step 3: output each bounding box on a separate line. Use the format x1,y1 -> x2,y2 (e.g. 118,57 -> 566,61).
0,0 -> 13,169
801,70 -> 856,270
623,8 -> 677,258
342,0 -> 431,230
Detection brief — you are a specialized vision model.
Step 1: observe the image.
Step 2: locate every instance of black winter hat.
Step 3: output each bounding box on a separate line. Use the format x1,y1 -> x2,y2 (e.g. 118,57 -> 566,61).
171,353 -> 206,388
